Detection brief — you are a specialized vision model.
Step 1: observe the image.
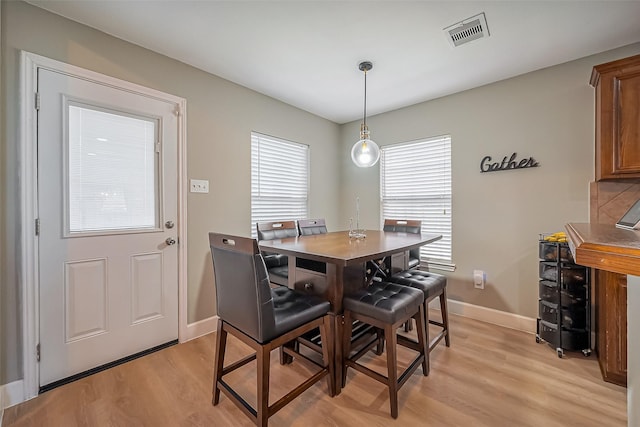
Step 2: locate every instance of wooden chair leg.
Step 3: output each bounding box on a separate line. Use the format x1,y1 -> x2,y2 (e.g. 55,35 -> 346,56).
279,341 -> 295,365
256,345 -> 270,427
212,319 -> 227,405
416,304 -> 429,376
385,323 -> 399,419
342,310 -> 353,388
424,300 -> 431,374
319,315 -> 335,396
403,319 -> 413,332
440,288 -> 450,347
375,327 -> 384,355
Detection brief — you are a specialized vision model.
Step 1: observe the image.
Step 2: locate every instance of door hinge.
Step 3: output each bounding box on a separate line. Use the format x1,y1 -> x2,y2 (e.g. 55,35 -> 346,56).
155,142 -> 161,153
35,218 -> 40,236
35,92 -> 41,111
36,343 -> 41,362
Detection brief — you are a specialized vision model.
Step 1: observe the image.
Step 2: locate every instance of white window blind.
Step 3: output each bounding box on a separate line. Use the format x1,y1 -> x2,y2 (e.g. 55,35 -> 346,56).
380,136 -> 452,268
251,133 -> 309,238
68,104 -> 158,233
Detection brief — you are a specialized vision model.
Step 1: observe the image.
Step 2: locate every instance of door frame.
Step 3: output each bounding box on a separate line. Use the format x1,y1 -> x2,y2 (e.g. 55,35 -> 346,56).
19,51 -> 189,400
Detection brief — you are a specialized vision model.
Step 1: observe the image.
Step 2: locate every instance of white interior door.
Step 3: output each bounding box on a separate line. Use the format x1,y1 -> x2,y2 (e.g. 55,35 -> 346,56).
37,68 -> 179,387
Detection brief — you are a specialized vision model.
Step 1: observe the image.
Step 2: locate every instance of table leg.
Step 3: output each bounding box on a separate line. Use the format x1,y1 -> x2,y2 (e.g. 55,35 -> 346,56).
332,312 -> 343,395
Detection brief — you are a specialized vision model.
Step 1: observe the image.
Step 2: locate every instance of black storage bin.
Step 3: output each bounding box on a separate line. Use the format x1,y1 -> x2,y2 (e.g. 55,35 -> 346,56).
538,320 -> 589,351
536,239 -> 591,358
560,287 -> 586,307
539,262 -> 587,286
539,241 -> 574,262
539,280 -> 558,304
561,305 -> 587,329
539,300 -> 558,324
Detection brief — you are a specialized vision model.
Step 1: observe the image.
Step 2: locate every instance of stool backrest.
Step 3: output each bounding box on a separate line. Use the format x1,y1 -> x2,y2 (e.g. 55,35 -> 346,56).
209,233 -> 276,342
256,220 -> 299,241
298,218 -> 328,236
383,219 -> 422,262
383,219 -> 422,234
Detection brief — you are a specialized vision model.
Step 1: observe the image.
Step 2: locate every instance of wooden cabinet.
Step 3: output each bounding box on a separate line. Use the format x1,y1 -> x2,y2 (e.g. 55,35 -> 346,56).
590,54 -> 640,181
594,269 -> 627,386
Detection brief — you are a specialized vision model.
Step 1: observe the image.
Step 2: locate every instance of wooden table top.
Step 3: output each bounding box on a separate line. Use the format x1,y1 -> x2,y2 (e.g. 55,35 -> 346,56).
258,230 -> 442,267
566,222 -> 640,276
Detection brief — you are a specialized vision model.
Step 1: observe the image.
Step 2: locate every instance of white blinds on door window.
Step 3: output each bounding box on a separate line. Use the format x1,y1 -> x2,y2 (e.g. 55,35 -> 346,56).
68,105 -> 158,233
380,136 -> 452,268
251,133 -> 309,238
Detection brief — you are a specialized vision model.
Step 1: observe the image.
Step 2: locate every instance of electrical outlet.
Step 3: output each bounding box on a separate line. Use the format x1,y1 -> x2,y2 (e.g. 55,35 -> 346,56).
190,179 -> 209,193
473,270 -> 486,289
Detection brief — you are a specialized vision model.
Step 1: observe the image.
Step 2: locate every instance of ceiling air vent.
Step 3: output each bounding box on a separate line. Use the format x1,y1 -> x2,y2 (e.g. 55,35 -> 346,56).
444,12 -> 490,47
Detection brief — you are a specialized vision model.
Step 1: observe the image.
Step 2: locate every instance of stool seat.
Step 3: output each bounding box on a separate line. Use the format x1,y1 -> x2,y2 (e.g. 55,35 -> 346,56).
389,270 -> 446,300
344,281 -> 423,324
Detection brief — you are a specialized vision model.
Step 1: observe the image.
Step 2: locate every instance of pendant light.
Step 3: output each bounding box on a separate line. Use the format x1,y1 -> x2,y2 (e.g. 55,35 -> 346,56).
351,61 -> 380,168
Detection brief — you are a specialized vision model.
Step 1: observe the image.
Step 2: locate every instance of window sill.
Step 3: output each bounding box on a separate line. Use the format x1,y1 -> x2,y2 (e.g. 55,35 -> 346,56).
421,260 -> 456,272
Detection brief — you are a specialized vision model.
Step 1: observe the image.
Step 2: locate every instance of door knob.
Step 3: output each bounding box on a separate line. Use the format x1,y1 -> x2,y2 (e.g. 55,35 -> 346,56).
165,221 -> 175,229
165,237 -> 176,245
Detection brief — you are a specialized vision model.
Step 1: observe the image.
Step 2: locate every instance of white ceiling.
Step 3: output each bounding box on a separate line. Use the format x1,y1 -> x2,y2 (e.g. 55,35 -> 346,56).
27,0 -> 640,124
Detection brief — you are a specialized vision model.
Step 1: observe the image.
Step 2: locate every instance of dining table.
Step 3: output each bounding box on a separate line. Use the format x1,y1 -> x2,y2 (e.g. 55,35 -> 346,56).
258,229 -> 442,394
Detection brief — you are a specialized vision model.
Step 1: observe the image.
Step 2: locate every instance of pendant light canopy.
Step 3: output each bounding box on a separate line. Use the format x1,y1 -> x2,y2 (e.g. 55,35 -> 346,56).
351,61 -> 380,168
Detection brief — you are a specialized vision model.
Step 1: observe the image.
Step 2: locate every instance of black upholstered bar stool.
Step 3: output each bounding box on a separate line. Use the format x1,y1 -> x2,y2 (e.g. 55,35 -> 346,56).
256,220 -> 299,287
209,232 -> 335,427
298,218 -> 328,235
389,269 -> 450,374
342,281 -> 428,419
383,219 -> 422,269
367,219 -> 422,284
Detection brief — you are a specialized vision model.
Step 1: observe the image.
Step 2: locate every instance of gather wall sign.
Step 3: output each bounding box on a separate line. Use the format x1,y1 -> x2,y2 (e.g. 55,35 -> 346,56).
480,152 -> 540,173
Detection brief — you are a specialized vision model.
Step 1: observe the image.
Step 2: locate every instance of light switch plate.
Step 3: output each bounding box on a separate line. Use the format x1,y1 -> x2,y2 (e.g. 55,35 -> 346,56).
190,179 -> 209,193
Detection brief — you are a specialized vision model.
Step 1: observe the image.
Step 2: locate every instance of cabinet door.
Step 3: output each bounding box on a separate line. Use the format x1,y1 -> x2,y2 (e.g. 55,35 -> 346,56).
595,269 -> 627,386
294,268 -> 329,300
611,72 -> 640,175
592,55 -> 640,180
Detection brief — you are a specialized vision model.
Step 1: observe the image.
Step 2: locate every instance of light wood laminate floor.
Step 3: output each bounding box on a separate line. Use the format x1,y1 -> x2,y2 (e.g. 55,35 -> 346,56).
3,313 -> 626,426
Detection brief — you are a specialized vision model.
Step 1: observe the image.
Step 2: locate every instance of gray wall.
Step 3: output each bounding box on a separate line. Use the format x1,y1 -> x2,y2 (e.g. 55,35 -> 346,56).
0,1 -> 340,384
340,42 -> 640,319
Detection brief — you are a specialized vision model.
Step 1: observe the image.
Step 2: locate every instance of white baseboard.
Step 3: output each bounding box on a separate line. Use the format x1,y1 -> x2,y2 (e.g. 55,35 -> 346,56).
183,316 -> 218,342
430,299 -> 537,334
1,380 -> 25,411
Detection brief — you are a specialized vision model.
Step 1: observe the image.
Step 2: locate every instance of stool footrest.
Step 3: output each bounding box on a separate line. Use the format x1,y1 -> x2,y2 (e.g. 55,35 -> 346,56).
429,331 -> 447,352
397,354 -> 425,389
397,334 -> 421,352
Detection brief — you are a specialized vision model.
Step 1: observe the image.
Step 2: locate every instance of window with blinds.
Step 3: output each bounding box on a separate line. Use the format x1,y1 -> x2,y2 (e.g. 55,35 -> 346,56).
68,103 -> 158,234
251,132 -> 309,238
380,135 -> 453,270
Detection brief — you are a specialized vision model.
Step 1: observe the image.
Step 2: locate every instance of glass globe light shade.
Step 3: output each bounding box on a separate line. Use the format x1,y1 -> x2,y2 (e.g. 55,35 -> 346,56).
351,137 -> 380,168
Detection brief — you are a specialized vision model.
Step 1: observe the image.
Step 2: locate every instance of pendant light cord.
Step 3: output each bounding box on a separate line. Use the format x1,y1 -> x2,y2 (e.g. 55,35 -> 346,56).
363,70 -> 367,128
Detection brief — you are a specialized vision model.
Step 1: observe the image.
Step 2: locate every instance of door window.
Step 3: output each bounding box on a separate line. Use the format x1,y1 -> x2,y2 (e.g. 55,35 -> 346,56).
66,103 -> 160,235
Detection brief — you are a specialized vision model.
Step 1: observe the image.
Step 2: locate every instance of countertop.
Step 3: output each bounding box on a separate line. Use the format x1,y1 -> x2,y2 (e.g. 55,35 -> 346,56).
565,222 -> 640,276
